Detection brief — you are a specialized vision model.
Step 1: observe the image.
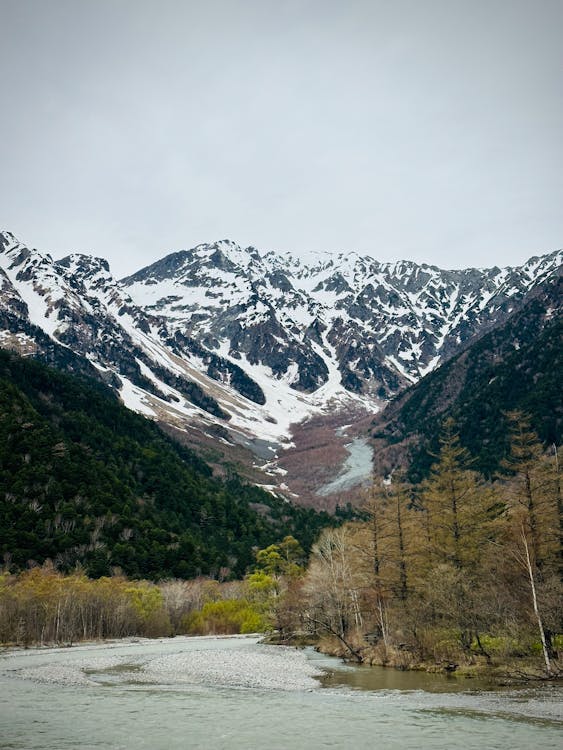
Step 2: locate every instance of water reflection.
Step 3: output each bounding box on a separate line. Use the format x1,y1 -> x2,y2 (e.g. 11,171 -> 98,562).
320,662 -> 495,692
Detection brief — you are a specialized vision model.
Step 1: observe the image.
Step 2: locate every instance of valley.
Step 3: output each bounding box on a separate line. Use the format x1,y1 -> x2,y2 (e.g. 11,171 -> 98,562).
1,230 -> 560,503
1,230 -> 561,689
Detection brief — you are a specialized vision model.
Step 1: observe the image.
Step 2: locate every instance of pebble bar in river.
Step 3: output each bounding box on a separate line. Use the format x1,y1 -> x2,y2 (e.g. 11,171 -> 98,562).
0,635 -> 561,750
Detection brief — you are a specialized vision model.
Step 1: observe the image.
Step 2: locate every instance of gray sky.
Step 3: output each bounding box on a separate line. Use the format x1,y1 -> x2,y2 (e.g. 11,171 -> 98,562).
1,0 -> 562,277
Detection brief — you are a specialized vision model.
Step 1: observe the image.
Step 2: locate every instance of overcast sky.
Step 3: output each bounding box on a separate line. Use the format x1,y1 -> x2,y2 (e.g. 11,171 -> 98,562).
1,0 -> 562,277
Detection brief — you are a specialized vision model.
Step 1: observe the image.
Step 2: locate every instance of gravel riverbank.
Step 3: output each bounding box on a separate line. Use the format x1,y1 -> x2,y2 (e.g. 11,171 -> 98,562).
0,635 -> 325,691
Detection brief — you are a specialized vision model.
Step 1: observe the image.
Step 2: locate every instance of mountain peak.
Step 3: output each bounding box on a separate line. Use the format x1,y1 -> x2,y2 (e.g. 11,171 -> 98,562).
0,230 -> 19,249
56,253 -> 111,277
0,231 -> 33,263
193,239 -> 263,269
1,229 -> 561,455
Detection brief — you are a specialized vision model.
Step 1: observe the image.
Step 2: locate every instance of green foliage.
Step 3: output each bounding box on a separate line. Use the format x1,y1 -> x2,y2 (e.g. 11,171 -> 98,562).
183,598 -> 269,635
374,276 -> 562,481
246,570 -> 278,598
254,535 -> 305,577
255,546 -> 284,575
0,567 -> 171,644
472,635 -> 539,658
0,350 -> 335,580
124,583 -> 170,634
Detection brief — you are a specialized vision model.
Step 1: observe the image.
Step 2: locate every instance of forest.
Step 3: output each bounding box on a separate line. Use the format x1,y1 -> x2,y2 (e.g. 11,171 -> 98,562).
288,415 -> 562,678
372,275 -> 562,483
0,348 -> 339,580
1,410 -> 561,679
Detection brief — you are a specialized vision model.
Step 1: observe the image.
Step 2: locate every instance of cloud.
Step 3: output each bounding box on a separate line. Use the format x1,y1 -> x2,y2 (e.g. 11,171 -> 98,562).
1,0 -> 562,276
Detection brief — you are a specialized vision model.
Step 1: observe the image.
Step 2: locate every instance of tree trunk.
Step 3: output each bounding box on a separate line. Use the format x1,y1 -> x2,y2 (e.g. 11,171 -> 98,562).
305,613 -> 363,663
522,529 -> 552,675
475,632 -> 492,664
396,494 -> 408,601
554,444 -> 563,583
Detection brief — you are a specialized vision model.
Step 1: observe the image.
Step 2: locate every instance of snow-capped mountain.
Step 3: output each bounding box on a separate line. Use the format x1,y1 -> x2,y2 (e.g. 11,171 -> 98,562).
0,232 -> 368,455
1,230 -> 561,470
123,238 -> 561,389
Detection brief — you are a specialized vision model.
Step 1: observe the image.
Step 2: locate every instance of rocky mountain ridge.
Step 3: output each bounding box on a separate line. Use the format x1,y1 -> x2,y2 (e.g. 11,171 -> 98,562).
123,238 -> 561,392
0,230 -> 560,500
370,270 -> 563,480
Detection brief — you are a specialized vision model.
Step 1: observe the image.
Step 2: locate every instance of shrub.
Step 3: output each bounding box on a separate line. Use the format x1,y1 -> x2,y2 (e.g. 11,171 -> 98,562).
182,599 -> 269,635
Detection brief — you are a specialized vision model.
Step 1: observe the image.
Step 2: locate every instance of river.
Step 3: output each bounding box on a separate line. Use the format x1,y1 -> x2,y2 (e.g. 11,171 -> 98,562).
0,635 -> 561,749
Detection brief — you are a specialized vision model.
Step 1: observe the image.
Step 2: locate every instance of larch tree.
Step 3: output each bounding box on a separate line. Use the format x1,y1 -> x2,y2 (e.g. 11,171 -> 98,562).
358,478 -> 415,638
497,412 -> 562,663
500,411 -> 560,576
420,419 -> 493,572
417,419 -> 495,655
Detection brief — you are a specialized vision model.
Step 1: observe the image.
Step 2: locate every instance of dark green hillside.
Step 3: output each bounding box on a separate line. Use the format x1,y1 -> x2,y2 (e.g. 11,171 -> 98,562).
372,273 -> 562,480
0,350 -> 333,579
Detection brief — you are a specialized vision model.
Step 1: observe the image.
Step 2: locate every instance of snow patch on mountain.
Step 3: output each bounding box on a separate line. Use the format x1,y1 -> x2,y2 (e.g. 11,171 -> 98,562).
1,230 -> 560,455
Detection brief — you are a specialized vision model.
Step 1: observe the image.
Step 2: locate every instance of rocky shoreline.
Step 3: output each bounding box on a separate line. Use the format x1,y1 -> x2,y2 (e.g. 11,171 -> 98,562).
0,635 -> 325,692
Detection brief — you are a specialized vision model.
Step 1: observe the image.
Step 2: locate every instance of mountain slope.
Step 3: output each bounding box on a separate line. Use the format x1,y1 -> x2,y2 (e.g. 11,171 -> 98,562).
2,230 -> 560,436
123,239 -> 561,393
0,229 -> 560,502
371,271 -> 563,480
0,232 -> 377,455
0,233 -> 253,420
0,349 -> 335,578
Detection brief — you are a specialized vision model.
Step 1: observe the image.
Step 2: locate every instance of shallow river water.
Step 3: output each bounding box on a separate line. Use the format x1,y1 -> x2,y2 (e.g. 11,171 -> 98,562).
0,635 -> 561,750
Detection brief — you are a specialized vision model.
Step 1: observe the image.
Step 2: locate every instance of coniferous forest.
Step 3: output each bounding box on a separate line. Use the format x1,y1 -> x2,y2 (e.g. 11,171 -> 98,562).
0,349 -> 335,580
1,348 -> 561,679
